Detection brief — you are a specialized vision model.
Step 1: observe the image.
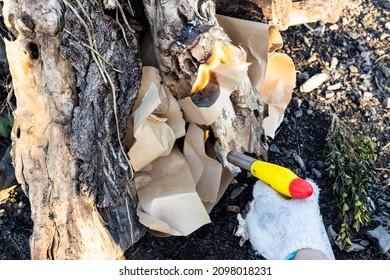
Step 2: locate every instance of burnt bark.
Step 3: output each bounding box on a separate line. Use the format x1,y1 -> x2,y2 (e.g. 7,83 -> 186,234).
143,0 -> 268,174
2,0 -> 144,259
214,0 -> 266,22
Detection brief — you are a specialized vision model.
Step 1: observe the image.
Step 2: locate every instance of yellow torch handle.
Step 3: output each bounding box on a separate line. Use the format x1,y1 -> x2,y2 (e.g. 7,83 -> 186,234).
250,160 -> 299,198
226,151 -> 313,199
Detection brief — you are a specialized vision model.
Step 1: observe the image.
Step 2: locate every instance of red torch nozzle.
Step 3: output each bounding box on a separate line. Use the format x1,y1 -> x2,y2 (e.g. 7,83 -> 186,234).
289,178 -> 313,199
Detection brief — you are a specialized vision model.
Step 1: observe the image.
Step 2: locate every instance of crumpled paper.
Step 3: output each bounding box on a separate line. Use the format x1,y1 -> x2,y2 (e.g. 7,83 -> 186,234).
259,53 -> 295,138
183,123 -> 233,213
126,15 -> 296,236
128,66 -> 232,236
217,15 -> 295,138
125,66 -> 186,172
178,64 -> 247,125
136,147 -> 211,236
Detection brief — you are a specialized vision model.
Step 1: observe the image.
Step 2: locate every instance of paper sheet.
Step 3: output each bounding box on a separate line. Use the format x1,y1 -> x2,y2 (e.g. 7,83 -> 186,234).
127,15 -> 295,236
165,94 -> 186,139
178,87 -> 231,126
136,147 -> 211,236
216,15 -> 283,91
126,67 -> 186,171
178,65 -> 246,125
259,53 -> 296,138
128,116 -> 175,172
217,15 -> 295,138
183,123 -> 233,211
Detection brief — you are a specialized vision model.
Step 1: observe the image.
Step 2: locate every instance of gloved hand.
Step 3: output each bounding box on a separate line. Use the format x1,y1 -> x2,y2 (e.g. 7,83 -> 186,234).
245,179 -> 335,260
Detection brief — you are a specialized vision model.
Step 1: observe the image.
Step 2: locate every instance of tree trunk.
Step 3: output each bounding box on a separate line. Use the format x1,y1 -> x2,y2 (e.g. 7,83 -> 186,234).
289,0 -> 344,27
228,0 -> 344,30
143,0 -> 268,174
2,0 -> 145,259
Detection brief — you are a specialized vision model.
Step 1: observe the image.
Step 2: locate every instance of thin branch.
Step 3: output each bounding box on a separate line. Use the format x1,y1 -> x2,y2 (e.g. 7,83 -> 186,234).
116,5 -> 130,47
114,0 -> 135,35
374,54 -> 389,64
62,0 -> 107,83
63,0 -> 133,175
126,0 -> 135,17
63,29 -> 123,73
375,167 -> 390,172
104,68 -> 134,178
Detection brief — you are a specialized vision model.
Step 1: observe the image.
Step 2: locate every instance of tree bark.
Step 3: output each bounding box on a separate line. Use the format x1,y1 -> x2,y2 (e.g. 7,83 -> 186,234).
143,0 -> 268,174
2,0 -> 145,259
289,0 -> 344,27
236,0 -> 344,30
214,0 -> 266,22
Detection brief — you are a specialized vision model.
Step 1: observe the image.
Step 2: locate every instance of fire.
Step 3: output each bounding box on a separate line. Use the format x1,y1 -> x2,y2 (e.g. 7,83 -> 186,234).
191,40 -> 251,93
204,129 -> 210,143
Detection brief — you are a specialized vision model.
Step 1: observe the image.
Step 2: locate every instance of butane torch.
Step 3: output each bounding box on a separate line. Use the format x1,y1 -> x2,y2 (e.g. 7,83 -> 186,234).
227,151 -> 313,199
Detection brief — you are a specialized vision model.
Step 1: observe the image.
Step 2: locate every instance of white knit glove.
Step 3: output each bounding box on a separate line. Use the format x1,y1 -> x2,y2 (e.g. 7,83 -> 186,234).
245,180 -> 335,260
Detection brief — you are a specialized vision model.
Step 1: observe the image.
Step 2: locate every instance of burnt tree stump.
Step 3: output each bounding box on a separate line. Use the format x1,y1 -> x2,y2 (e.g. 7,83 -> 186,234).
2,0 -> 145,259
143,0 -> 268,174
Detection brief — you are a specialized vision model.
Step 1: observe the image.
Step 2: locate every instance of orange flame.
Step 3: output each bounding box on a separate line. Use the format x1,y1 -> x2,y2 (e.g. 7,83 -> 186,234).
204,129 -> 210,143
191,41 -> 251,93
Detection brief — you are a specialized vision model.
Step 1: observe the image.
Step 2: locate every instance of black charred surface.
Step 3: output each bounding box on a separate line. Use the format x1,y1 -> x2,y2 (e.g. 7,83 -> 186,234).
143,0 -> 229,100
59,0 -> 145,248
191,74 -> 220,107
173,8 -> 213,47
214,0 -> 265,22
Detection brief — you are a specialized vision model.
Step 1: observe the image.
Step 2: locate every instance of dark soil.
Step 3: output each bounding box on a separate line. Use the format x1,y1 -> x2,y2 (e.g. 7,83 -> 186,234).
0,0 -> 389,260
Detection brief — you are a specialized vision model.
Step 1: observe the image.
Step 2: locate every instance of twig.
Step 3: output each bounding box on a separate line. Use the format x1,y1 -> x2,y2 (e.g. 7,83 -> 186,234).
115,4 -> 130,47
104,66 -> 134,178
8,235 -> 21,252
85,44 -> 124,73
126,0 -> 135,17
114,0 -> 134,35
374,76 -> 384,94
296,134 -> 301,156
375,167 -> 390,172
63,29 -> 123,73
1,78 -> 15,113
374,54 -> 389,64
74,0 -> 104,69
75,0 -> 95,37
63,0 -> 133,175
330,114 -> 338,132
5,79 -> 15,111
63,0 -> 107,83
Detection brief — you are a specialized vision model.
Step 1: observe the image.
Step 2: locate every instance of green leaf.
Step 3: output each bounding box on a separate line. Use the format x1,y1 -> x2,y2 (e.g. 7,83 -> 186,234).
325,118 -> 376,251
354,200 -> 362,207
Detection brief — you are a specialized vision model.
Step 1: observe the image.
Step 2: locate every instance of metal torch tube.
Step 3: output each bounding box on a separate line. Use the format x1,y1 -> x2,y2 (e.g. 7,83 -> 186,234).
227,151 -> 256,171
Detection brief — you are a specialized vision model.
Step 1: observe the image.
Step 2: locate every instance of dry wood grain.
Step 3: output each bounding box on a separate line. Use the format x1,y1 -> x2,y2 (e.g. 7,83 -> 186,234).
3,0 -> 145,259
